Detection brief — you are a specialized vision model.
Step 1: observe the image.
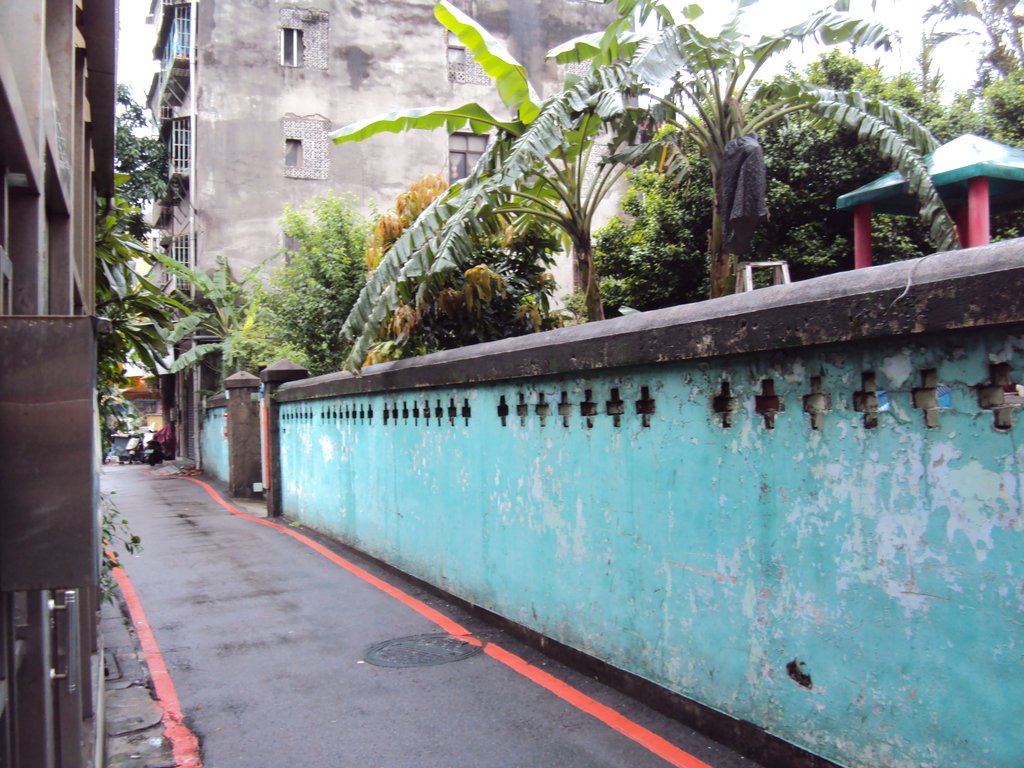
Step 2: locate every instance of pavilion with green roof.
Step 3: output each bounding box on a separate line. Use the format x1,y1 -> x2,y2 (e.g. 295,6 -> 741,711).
836,134 -> 1024,268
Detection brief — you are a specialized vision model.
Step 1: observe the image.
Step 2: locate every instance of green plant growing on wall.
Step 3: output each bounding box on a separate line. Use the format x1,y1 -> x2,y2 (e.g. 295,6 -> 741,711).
99,492 -> 142,603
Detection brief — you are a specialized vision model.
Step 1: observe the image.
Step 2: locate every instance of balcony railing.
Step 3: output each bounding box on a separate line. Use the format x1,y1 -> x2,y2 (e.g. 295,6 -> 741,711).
155,5 -> 191,108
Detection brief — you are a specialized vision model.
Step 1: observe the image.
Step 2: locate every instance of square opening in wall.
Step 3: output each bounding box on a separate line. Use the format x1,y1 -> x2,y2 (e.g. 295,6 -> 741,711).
285,139 -> 303,169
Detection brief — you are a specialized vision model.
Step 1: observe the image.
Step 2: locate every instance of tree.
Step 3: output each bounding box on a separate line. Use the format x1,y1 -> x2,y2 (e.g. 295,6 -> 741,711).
595,164 -> 710,313
925,0 -> 1024,82
331,1 -> 963,370
331,0 -> 652,333
156,255 -> 253,380
252,193 -> 370,375
595,47 -> 981,311
624,2 -> 957,296
113,85 -> 167,239
95,190 -> 186,437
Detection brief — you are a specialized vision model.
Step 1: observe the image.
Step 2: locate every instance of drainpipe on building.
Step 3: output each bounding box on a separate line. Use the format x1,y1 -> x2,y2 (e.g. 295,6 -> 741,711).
189,0 -> 200,465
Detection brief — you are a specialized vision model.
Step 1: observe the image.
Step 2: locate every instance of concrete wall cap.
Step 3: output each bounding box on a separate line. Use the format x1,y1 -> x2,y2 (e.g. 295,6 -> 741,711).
277,239 -> 1024,401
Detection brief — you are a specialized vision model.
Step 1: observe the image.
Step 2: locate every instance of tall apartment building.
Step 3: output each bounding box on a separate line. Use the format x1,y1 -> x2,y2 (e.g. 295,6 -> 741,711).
147,0 -> 617,460
0,1 -> 117,765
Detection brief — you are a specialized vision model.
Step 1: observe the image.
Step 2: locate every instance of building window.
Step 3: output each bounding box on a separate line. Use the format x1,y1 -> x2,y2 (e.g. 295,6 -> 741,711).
1,245 -> 11,314
281,27 -> 304,67
449,132 -> 489,181
284,138 -> 303,168
447,44 -> 466,64
280,8 -> 329,70
282,115 -> 331,179
445,32 -> 488,85
169,235 -> 194,294
170,118 -> 191,176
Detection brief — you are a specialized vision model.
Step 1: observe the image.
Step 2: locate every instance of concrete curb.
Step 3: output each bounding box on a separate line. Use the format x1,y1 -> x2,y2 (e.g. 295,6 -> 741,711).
101,596 -> 174,768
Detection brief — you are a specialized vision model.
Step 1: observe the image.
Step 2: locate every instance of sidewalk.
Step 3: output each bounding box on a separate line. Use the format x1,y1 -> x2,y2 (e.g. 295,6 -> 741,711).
102,595 -> 174,768
102,459 -> 200,768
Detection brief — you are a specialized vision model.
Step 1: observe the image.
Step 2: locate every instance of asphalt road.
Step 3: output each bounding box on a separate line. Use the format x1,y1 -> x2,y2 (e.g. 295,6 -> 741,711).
102,463 -> 762,768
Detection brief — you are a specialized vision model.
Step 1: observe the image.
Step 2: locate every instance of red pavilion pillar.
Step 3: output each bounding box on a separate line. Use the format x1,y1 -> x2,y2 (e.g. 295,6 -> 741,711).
965,176 -> 991,247
853,203 -> 873,268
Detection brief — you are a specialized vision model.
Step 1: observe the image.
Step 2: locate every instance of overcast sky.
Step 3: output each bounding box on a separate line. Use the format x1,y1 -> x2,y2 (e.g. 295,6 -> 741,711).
116,0 -> 983,108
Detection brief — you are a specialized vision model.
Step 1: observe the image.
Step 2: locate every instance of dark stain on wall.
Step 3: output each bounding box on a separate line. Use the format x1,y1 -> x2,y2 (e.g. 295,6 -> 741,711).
342,46 -> 373,89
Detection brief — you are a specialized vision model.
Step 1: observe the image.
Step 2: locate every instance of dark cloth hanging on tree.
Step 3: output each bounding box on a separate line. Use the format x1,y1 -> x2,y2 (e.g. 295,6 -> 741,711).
717,132 -> 768,254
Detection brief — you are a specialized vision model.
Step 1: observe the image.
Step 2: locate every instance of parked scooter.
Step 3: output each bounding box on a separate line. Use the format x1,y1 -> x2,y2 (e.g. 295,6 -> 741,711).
144,438 -> 164,466
123,434 -> 145,464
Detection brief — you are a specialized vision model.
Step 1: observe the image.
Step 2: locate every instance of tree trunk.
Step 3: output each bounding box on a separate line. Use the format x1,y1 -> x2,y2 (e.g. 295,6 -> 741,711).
574,241 -> 604,322
708,177 -> 735,298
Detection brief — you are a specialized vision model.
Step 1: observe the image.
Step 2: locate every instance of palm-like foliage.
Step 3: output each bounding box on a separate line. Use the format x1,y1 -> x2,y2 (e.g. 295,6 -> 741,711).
333,0 -> 960,369
332,1 -> 649,368
95,190 -> 186,438
155,255 -> 253,376
96,193 -> 185,374
925,0 -> 1024,80
622,2 -> 957,295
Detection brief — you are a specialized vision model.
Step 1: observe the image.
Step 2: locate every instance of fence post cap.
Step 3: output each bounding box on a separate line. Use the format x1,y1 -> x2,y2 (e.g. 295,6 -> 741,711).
225,371 -> 261,389
260,359 -> 309,384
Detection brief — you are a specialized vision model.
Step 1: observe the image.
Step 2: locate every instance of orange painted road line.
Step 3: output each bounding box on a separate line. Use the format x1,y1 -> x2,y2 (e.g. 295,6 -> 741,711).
178,476 -> 713,768
110,559 -> 203,768
484,643 -> 712,768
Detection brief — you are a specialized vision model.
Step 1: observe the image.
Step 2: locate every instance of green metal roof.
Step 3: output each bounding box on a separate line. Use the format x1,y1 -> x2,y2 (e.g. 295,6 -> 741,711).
836,134 -> 1024,215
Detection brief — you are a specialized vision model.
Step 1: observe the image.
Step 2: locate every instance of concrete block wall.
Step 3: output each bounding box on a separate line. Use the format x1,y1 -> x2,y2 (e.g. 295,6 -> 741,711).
269,241 -> 1024,768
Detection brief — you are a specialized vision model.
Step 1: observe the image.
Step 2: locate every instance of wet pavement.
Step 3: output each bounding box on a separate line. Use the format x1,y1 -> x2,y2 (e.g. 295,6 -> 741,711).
101,462 -> 763,768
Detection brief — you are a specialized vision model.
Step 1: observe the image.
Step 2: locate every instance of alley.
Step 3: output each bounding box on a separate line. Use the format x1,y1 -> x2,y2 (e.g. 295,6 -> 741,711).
101,464 -> 762,768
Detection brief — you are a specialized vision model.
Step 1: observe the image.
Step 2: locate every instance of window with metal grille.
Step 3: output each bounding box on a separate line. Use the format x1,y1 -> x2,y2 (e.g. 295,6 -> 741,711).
160,4 -> 191,76
281,27 -> 304,67
448,132 -> 489,181
170,235 -> 193,294
282,116 -> 330,179
170,118 -> 190,176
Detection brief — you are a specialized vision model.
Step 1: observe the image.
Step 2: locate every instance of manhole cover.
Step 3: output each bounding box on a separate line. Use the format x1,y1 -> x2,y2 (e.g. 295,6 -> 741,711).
364,633 -> 482,668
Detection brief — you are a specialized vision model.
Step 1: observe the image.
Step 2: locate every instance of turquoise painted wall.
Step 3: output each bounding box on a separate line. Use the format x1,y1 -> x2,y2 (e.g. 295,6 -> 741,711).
200,404 -> 229,484
277,328 -> 1023,768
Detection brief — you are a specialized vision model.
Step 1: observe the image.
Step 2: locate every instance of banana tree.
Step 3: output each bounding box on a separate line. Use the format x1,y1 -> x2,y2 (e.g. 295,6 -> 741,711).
331,0 -> 641,367
155,255 -> 253,376
96,193 -> 187,375
605,1 -> 959,296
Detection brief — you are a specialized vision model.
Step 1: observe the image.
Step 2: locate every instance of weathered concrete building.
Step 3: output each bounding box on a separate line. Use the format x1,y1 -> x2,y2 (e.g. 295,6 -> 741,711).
147,0 -> 616,459
0,0 -> 117,765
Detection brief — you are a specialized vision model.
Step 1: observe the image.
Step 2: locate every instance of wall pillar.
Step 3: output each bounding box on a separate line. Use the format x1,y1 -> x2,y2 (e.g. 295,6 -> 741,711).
260,360 -> 308,518
853,203 -> 872,269
224,371 -> 262,499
